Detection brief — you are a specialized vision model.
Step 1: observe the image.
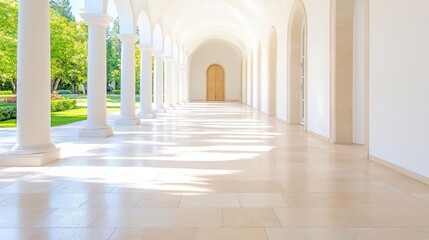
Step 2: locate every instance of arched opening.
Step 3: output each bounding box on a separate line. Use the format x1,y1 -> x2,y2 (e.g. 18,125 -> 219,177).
257,42 -> 262,110
206,64 -> 225,101
330,0 -> 360,144
268,27 -> 278,117
288,0 -> 307,126
136,11 -> 152,45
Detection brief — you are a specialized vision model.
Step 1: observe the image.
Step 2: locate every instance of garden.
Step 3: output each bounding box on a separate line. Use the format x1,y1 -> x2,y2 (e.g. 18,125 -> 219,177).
0,91 -> 134,128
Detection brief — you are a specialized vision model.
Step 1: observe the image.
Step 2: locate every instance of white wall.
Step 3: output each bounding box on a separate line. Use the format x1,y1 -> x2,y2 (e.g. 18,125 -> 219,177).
189,42 -> 242,101
369,0 -> 429,178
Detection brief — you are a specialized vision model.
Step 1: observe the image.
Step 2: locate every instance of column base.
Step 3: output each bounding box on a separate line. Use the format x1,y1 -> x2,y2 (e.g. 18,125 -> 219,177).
138,111 -> 156,119
153,108 -> 166,113
79,127 -> 114,138
167,104 -> 176,110
0,147 -> 60,167
115,117 -> 141,126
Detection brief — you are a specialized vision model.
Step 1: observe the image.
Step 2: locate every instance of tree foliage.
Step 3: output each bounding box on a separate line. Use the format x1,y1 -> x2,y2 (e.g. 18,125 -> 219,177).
50,9 -> 88,92
106,18 -> 121,92
0,0 -> 88,94
50,0 -> 75,22
0,0 -> 18,92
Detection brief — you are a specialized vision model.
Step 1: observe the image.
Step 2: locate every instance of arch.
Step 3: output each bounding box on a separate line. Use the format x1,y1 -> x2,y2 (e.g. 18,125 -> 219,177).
164,34 -> 172,57
330,0 -> 355,144
268,27 -> 278,117
206,64 -> 225,101
287,0 -> 307,126
137,11 -> 152,45
113,0 -> 135,34
153,24 -> 163,52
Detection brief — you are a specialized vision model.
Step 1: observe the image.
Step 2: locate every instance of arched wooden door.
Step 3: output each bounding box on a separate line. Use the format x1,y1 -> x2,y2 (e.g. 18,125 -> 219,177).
206,64 -> 225,101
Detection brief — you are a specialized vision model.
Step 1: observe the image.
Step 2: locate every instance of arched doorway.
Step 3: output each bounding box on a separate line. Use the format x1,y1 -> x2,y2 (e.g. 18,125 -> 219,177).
206,64 -> 225,101
268,28 -> 278,117
288,1 -> 307,126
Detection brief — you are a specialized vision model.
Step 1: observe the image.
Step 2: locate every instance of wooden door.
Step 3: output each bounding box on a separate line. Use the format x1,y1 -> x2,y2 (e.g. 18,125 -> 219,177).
207,64 -> 225,101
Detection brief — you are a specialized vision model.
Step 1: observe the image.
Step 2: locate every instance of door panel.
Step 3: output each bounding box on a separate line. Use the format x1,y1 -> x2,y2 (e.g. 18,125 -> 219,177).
207,64 -> 225,101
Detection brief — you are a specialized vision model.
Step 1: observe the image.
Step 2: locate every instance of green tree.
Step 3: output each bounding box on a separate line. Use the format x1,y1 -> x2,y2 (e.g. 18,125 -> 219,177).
50,9 -> 88,92
50,0 -> 75,22
106,18 -> 121,92
0,0 -> 18,92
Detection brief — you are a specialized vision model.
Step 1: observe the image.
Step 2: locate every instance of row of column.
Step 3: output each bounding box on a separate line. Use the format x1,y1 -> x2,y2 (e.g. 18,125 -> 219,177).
80,14 -> 189,138
5,1 -> 188,166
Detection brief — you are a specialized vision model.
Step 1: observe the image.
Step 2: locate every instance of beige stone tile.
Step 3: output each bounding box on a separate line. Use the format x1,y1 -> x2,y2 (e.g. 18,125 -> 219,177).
0,182 -> 56,193
321,193 -> 429,207
35,207 -> 106,228
0,208 -> 56,227
112,181 -> 165,193
108,228 -> 146,240
413,228 -> 429,239
180,193 -> 239,208
0,228 -> 37,240
360,208 -> 429,227
266,228 -> 356,240
239,193 -> 288,207
279,180 -> 402,193
411,193 -> 429,204
0,193 -> 91,208
223,208 -> 281,228
28,228 -> 115,240
195,228 -> 268,240
274,208 -> 378,228
162,181 -> 221,194
347,228 -> 423,240
136,192 -> 182,208
0,193 -> 13,202
282,193 -> 333,207
81,193 -> 142,208
90,208 -> 222,228
142,228 -> 195,240
52,181 -> 117,193
219,181 -> 284,193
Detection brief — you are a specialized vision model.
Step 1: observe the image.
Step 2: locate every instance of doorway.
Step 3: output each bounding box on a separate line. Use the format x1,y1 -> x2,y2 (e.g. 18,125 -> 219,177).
288,0 -> 307,126
207,64 -> 225,101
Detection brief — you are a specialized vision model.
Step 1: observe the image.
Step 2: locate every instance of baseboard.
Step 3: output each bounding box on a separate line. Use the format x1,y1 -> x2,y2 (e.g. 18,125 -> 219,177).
307,129 -> 331,142
370,155 -> 429,185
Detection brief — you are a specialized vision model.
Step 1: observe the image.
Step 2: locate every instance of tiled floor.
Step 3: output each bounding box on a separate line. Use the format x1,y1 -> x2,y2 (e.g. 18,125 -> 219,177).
1,102 -> 429,239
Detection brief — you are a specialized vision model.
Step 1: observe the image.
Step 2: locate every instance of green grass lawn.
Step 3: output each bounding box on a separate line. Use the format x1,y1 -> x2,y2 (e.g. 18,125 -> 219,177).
0,106 -> 120,128
62,94 -> 140,103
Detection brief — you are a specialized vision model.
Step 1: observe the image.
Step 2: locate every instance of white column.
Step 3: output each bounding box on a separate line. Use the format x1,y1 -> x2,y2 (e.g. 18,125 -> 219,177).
184,66 -> 189,103
137,44 -> 156,119
173,61 -> 181,106
116,34 -> 140,125
153,52 -> 166,113
164,58 -> 174,109
179,64 -> 186,105
79,14 -> 113,138
2,0 -> 59,166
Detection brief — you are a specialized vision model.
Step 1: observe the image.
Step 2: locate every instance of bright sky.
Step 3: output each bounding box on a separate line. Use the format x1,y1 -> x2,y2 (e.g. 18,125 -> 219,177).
69,0 -> 118,22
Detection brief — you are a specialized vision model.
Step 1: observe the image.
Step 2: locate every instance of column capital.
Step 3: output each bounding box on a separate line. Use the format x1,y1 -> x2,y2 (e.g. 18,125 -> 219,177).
137,44 -> 154,52
117,34 -> 139,43
80,13 -> 113,27
153,51 -> 164,58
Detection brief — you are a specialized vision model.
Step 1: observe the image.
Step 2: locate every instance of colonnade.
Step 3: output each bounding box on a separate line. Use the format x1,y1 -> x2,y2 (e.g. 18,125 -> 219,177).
1,0 -> 188,166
